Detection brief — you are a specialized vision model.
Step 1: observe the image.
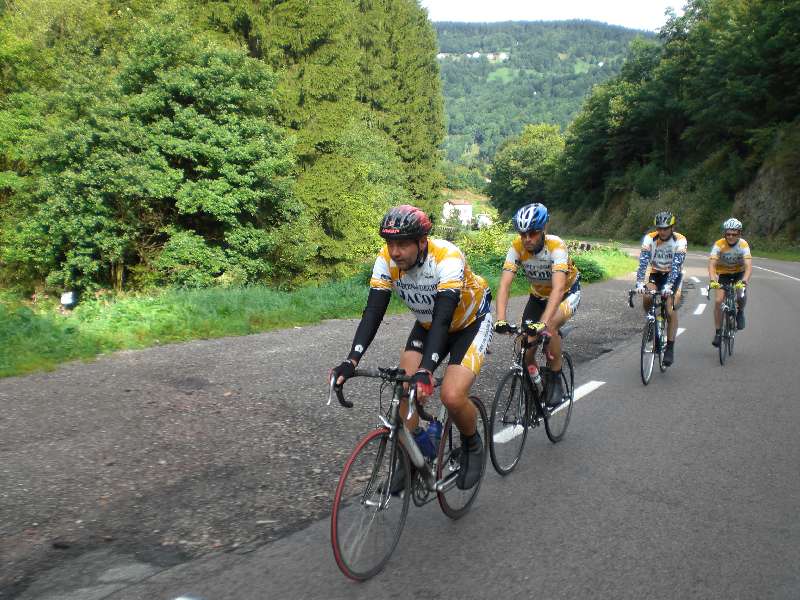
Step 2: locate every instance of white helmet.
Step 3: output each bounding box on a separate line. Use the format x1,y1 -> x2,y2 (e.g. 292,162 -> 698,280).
722,218 -> 743,231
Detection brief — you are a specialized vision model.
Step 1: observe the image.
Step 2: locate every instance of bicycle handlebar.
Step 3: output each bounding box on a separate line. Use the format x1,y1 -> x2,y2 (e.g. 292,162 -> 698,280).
628,288 -> 661,308
328,367 -> 443,422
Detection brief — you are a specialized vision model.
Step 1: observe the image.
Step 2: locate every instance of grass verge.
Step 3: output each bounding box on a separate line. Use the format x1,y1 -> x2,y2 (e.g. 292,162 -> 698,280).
0,247 -> 635,378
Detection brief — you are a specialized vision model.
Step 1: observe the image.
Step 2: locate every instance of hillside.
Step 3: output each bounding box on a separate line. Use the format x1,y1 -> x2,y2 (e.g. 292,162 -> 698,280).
486,0 -> 800,247
434,21 -> 652,164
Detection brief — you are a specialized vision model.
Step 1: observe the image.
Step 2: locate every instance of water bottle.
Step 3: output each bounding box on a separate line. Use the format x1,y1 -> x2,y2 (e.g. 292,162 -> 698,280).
427,419 -> 443,456
413,426 -> 437,460
527,363 -> 543,394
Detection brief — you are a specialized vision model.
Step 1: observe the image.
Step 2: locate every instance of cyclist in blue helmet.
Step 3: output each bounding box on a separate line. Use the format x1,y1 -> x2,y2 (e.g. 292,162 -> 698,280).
494,203 -> 581,408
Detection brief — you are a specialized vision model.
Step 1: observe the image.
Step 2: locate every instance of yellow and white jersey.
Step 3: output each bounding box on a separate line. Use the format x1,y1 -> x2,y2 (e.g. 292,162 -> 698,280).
369,238 -> 491,332
641,231 -> 687,273
502,235 -> 579,299
710,238 -> 751,274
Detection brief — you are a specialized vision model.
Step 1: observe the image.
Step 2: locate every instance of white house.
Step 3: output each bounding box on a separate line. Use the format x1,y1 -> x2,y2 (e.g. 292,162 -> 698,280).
442,199 -> 473,226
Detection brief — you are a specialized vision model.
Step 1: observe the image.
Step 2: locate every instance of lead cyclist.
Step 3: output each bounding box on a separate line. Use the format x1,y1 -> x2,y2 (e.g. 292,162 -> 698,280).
330,205 -> 493,491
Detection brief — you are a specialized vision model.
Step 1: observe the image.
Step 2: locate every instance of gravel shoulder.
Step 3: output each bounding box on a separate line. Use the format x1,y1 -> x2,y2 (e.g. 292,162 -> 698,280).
2,268 -> 682,598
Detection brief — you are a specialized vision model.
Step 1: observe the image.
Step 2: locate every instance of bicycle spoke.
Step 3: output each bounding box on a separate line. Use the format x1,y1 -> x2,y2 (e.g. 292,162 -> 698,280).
331,430 -> 410,580
544,352 -> 574,442
490,372 -> 528,475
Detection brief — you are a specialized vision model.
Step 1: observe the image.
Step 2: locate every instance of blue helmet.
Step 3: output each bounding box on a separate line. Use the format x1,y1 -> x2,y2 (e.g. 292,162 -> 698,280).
513,203 -> 549,233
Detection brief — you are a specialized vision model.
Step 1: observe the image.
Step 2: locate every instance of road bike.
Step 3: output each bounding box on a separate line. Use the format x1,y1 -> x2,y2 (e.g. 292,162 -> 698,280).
328,367 -> 488,580
629,289 -> 669,385
717,283 -> 738,365
488,324 -> 575,476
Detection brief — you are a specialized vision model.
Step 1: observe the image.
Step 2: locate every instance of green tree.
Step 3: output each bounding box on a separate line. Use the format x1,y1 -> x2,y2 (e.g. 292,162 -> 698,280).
489,123 -> 565,217
1,21 -> 301,291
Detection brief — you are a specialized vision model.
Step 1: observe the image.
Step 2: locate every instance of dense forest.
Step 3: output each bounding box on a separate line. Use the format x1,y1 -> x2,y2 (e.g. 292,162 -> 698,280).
435,21 -> 650,164
489,0 -> 800,245
0,0 -> 444,292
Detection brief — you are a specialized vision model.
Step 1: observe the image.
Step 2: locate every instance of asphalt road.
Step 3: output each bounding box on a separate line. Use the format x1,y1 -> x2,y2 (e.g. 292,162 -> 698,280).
4,252 -> 799,599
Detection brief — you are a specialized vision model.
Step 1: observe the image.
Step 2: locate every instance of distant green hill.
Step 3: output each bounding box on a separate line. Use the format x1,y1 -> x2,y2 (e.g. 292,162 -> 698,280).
434,21 -> 653,164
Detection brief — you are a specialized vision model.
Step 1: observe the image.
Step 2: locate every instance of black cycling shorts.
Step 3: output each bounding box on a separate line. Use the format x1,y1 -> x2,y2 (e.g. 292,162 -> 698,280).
718,272 -> 744,285
404,314 -> 493,376
521,277 -> 581,324
648,271 -> 683,291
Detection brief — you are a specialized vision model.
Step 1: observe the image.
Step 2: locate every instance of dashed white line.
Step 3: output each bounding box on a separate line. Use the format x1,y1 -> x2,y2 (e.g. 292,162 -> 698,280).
753,265 -> 800,282
677,328 -> 686,336
491,380 -> 606,443
574,380 -> 606,400
690,276 -> 700,283
694,303 -> 707,315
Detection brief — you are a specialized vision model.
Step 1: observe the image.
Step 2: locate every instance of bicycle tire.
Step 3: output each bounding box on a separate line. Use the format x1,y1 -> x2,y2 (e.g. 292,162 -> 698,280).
640,321 -> 656,384
437,395 -> 488,519
658,314 -> 668,373
544,351 -> 574,442
331,428 -> 411,581
719,307 -> 728,366
727,311 -> 736,357
489,371 -> 529,475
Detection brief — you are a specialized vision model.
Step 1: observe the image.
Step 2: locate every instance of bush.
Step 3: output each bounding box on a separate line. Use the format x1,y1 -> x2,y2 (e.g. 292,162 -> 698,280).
573,254 -> 604,282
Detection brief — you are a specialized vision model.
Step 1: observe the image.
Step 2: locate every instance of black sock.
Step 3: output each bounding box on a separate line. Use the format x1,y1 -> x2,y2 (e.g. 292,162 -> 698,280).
715,328 -> 721,335
461,431 -> 481,451
666,341 -> 674,348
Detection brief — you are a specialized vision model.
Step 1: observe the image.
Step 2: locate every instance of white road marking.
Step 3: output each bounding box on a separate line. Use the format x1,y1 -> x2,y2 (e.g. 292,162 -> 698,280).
691,276 -> 700,283
694,303 -> 707,315
753,265 -> 800,282
491,380 -> 606,444
677,328 -> 686,336
574,380 -> 606,400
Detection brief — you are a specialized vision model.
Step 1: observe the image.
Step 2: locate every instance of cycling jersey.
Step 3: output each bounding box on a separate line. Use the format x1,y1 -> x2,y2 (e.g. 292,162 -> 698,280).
369,238 -> 491,332
710,238 -> 751,274
637,231 -> 687,286
501,235 -> 579,299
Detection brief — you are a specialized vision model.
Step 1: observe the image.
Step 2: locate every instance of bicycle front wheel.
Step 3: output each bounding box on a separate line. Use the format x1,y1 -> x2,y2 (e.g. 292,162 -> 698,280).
727,312 -> 736,357
331,428 -> 411,581
719,310 -> 728,366
544,351 -> 574,443
437,396 -> 488,519
489,371 -> 529,475
640,321 -> 656,384
658,316 -> 668,372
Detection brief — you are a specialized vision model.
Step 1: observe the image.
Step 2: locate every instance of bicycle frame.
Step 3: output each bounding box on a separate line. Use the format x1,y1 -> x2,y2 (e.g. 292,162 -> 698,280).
629,288 -> 670,383
329,369 -> 459,496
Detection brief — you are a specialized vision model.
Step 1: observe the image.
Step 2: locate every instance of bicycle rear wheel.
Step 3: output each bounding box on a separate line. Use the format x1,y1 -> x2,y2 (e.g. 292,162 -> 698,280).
489,371 -> 529,475
640,321 -> 656,384
437,396 -> 488,519
544,351 -> 574,443
331,428 -> 411,581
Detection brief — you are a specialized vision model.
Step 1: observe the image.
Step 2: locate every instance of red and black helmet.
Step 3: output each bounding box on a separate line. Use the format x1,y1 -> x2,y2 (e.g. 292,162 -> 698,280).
379,205 -> 432,240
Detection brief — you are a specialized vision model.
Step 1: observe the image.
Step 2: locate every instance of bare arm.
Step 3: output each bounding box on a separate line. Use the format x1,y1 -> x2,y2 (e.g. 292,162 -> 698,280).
708,257 -> 718,282
496,269 -> 516,322
540,271 -> 567,330
743,257 -> 752,284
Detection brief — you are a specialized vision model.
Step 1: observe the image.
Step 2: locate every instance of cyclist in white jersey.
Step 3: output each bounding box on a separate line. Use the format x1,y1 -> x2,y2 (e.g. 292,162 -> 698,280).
635,211 -> 687,366
330,205 -> 492,491
709,218 -> 752,346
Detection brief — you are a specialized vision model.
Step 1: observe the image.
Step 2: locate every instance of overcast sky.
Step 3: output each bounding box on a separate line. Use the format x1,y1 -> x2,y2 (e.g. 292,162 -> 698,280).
418,0 -> 685,32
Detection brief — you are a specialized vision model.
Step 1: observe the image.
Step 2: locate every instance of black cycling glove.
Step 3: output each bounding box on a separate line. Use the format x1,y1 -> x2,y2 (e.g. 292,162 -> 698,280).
494,320 -> 513,334
330,360 -> 355,388
410,369 -> 435,397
